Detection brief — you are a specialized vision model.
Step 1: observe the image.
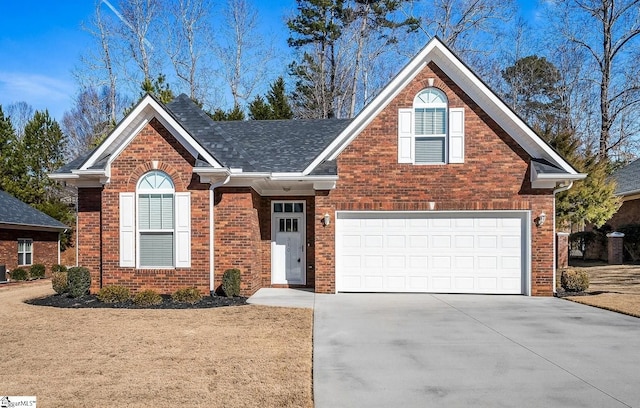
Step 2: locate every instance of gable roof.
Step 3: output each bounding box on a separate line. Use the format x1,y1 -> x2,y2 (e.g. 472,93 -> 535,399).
612,158 -> 640,196
0,190 -> 67,231
303,37 -> 585,186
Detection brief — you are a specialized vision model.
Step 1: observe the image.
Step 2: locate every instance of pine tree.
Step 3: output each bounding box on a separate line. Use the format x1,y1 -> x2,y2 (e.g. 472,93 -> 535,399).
208,104 -> 245,121
248,95 -> 272,120
266,77 -> 293,119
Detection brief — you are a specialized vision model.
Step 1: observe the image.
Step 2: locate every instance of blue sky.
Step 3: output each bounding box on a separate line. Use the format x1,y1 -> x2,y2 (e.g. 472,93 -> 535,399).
0,0 -> 540,122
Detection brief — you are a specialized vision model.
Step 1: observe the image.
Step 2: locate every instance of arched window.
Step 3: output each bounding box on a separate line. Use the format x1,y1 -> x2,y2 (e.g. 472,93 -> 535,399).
413,88 -> 448,164
137,171 -> 175,267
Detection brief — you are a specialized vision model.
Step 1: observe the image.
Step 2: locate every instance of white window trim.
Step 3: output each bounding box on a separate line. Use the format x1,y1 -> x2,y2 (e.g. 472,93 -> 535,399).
136,171 -> 176,270
18,238 -> 33,266
414,88 -> 448,165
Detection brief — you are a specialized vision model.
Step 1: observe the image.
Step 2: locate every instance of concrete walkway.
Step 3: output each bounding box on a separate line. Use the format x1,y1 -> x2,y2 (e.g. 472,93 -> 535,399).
247,288 -> 315,309
313,294 -> 640,408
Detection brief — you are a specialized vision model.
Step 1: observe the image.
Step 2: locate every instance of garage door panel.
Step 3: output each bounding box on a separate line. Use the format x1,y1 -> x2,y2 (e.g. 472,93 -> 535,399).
336,211 -> 527,294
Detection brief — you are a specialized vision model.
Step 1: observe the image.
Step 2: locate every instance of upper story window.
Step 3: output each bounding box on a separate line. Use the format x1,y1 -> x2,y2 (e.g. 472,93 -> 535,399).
398,87 -> 465,165
137,171 -> 175,268
414,88 -> 448,164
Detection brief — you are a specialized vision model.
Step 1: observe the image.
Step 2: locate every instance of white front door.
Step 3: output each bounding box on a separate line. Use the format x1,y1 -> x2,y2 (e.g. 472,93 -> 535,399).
272,202 -> 305,285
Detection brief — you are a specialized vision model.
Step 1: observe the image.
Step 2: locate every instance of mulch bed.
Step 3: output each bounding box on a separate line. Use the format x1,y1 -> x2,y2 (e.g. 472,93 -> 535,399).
26,293 -> 248,309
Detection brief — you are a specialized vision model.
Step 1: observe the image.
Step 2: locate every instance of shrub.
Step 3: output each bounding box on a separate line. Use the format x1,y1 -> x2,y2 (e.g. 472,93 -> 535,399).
29,264 -> 46,279
51,272 -> 68,294
222,269 -> 241,297
172,287 -> 202,304
10,268 -> 28,281
97,285 -> 131,303
67,267 -> 91,298
561,268 -> 590,292
133,290 -> 162,306
52,264 -> 67,273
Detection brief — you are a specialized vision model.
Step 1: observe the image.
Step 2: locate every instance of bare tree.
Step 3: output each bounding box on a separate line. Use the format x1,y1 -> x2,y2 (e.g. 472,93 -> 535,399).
409,0 -> 515,74
5,102 -> 34,138
553,0 -> 640,159
117,0 -> 162,83
62,87 -> 131,159
164,0 -> 216,105
217,0 -> 273,107
76,0 -> 127,125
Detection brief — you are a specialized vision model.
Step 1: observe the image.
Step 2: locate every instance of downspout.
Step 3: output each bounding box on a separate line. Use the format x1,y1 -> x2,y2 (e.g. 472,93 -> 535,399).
209,175 -> 231,296
552,181 -> 573,294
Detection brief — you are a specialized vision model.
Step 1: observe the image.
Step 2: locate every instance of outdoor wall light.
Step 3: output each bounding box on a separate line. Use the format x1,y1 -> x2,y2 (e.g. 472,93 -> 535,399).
535,212 -> 546,227
321,213 -> 331,227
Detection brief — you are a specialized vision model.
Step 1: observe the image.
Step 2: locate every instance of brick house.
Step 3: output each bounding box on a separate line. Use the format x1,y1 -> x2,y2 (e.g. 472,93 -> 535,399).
50,38 -> 584,296
606,159 -> 640,230
0,190 -> 67,279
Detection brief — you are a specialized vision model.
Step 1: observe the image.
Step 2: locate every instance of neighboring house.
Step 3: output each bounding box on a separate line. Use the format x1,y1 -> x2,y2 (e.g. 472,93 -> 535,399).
0,190 -> 67,277
607,158 -> 640,230
50,38 -> 584,297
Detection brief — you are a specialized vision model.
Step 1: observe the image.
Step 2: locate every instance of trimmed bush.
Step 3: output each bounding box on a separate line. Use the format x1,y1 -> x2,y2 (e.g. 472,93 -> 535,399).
67,267 -> 91,298
133,290 -> 162,306
222,269 -> 241,297
561,268 -> 590,292
172,287 -> 202,304
52,264 -> 67,273
29,264 -> 46,279
10,268 -> 28,281
52,272 -> 68,294
97,285 -> 131,303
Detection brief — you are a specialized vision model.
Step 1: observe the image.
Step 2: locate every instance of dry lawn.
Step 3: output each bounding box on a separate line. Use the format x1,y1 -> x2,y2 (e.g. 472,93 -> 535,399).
0,281 -> 313,407
563,262 -> 640,318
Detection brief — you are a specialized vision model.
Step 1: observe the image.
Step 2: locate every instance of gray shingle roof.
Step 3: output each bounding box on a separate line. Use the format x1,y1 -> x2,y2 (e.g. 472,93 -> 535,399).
612,158 -> 640,195
0,190 -> 67,230
166,94 -> 350,172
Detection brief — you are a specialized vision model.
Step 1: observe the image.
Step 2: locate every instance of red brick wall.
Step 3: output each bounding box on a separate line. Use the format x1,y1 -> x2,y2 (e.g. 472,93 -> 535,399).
213,187 -> 262,295
77,188 -> 102,291
606,198 -> 640,230
0,229 -> 60,276
315,61 -> 555,296
93,118 -> 211,295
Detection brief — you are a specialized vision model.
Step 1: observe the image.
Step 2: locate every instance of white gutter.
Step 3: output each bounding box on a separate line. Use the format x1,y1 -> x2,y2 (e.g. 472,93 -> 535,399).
552,181 -> 574,294
209,174 -> 231,295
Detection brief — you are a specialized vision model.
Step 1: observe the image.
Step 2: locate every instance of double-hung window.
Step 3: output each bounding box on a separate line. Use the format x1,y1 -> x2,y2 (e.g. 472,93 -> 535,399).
137,171 -> 175,268
397,87 -> 464,164
18,238 -> 33,266
414,88 -> 447,164
119,170 -> 191,269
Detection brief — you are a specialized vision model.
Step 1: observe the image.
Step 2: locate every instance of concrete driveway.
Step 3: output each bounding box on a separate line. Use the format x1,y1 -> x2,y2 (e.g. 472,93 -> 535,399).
313,294 -> 640,408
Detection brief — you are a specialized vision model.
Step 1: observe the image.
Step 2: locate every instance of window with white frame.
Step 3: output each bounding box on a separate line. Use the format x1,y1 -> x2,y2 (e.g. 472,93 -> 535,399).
18,238 -> 33,266
397,88 -> 465,165
137,171 -> 175,268
414,88 -> 448,164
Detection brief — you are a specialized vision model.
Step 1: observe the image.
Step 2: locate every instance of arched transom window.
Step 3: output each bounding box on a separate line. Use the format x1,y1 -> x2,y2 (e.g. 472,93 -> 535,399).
137,171 -> 175,267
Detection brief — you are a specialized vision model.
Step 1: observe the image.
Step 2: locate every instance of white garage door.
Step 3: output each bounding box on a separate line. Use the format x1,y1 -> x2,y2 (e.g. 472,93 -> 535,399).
336,211 -> 528,294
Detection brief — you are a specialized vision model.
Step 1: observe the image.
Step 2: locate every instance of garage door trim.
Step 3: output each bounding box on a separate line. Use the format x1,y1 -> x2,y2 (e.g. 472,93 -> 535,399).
335,210 -> 531,295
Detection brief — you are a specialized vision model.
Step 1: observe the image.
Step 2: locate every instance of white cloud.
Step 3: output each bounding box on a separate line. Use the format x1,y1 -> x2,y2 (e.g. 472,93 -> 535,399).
0,71 -> 75,121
